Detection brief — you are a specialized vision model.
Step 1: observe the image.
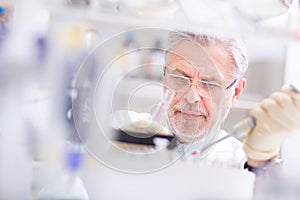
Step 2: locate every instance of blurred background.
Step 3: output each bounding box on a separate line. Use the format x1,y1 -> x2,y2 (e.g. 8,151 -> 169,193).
0,0 -> 300,199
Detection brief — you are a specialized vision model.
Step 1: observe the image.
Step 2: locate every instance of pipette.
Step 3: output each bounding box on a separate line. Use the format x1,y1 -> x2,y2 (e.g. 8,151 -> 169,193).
201,117 -> 256,152
201,84 -> 300,152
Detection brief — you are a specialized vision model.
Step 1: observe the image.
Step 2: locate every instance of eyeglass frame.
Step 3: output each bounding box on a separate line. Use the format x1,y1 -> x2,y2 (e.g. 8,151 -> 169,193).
163,65 -> 238,94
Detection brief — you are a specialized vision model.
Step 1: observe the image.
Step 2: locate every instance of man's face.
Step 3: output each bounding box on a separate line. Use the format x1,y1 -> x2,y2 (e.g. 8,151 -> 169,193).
164,40 -> 237,143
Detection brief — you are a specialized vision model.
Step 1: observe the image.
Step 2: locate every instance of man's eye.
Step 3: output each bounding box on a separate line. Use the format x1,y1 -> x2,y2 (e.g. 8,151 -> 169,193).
202,78 -> 213,82
203,78 -> 221,85
176,76 -> 186,80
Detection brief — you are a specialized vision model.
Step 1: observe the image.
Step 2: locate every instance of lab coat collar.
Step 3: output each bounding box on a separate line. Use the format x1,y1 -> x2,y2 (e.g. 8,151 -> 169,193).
176,139 -> 205,155
175,129 -> 222,157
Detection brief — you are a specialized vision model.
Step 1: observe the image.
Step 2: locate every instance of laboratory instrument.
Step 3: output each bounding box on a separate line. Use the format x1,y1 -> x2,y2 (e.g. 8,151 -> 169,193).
202,84 -> 300,152
111,90 -> 177,149
152,89 -> 175,123
111,128 -> 177,149
201,117 -> 256,152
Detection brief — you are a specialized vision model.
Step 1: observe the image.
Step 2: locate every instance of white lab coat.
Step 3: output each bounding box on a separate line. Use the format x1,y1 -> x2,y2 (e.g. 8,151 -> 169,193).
180,130 -> 246,169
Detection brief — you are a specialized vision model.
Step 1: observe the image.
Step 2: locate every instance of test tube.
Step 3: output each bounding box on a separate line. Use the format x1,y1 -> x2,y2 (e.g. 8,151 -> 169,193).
152,90 -> 175,123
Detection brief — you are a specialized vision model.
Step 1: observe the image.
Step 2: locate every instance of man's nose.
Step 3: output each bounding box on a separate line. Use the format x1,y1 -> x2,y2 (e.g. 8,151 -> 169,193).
183,84 -> 201,103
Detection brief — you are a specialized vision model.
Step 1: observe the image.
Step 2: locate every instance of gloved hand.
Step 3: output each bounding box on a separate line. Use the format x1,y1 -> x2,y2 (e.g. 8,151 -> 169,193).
243,85 -> 300,161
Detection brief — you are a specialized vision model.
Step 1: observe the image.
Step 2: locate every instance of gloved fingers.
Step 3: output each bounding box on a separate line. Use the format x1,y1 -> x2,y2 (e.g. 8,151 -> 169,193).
271,92 -> 297,117
250,106 -> 273,132
250,105 -> 264,119
245,86 -> 300,161
269,92 -> 298,124
250,101 -> 289,133
259,98 -> 279,114
261,98 -> 288,122
258,97 -> 287,122
281,85 -> 300,110
270,91 -> 293,109
281,85 -> 299,93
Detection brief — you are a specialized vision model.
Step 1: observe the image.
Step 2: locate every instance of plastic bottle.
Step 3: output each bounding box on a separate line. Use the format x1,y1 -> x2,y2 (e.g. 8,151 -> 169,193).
36,143 -> 89,200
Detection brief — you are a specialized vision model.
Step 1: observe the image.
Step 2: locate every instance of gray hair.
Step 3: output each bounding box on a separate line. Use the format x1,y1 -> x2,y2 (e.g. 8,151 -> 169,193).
167,31 -> 248,79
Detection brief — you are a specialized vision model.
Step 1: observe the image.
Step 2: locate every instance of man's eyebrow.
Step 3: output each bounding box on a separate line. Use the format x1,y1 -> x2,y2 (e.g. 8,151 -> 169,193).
195,66 -> 224,83
169,68 -> 189,77
167,65 -> 224,83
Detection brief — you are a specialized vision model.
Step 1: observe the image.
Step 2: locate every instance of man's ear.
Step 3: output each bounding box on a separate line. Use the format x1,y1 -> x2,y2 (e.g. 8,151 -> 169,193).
232,78 -> 246,105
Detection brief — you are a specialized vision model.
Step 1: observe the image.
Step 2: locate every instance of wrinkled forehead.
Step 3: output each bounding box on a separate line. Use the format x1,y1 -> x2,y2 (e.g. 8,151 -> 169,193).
165,39 -> 224,81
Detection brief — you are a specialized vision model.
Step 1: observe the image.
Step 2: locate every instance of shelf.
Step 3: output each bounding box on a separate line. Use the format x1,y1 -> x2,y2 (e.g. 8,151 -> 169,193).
49,3 -> 300,43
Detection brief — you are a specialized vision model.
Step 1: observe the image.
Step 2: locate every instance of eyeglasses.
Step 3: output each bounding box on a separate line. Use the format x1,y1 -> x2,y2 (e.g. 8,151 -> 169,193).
163,68 -> 237,99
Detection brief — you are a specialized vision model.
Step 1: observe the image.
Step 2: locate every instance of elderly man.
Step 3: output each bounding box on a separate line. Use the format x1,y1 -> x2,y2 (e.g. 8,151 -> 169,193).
121,31 -> 300,176
162,31 -> 300,174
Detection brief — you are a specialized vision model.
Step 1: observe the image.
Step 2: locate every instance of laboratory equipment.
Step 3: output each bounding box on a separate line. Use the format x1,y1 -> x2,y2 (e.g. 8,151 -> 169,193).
201,117 -> 256,151
111,128 -> 177,149
151,89 -> 175,123
35,143 -> 89,200
202,84 -> 300,152
110,89 -> 176,149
